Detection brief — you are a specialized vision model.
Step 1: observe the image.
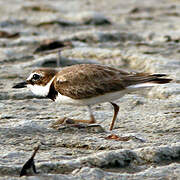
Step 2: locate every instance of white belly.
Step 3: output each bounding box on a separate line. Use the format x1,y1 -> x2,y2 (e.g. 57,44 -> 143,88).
55,90 -> 128,106
54,82 -> 156,106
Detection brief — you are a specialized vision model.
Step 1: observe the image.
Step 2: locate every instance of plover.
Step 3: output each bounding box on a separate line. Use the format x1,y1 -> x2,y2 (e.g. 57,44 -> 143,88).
13,64 -> 172,130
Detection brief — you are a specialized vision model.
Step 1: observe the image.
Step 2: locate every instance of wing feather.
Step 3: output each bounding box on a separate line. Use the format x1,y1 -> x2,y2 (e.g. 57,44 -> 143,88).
54,64 -> 126,99
53,64 -> 171,99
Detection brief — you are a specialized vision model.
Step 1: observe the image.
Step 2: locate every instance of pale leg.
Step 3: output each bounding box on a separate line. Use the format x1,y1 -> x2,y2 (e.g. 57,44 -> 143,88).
109,102 -> 119,130
50,105 -> 96,128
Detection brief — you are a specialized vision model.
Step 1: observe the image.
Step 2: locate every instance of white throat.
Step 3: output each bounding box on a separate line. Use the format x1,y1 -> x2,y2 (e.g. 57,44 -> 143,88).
27,77 -> 55,97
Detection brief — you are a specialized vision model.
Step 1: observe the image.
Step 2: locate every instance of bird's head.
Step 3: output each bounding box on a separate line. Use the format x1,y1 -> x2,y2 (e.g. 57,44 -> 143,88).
13,68 -> 57,97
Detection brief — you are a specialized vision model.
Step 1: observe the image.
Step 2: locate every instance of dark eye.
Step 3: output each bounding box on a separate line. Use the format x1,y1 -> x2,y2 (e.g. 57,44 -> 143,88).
32,74 -> 40,81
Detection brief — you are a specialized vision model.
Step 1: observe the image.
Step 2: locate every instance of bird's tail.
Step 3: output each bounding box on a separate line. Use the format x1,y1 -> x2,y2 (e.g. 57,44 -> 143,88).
147,74 -> 172,84
126,74 -> 172,89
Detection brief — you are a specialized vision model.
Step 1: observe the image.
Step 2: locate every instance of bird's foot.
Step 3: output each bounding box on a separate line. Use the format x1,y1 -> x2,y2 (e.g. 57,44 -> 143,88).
50,117 -> 102,131
50,117 -> 77,129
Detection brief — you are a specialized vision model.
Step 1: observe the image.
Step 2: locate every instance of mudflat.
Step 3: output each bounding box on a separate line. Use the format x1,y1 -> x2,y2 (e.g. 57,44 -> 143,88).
0,0 -> 180,179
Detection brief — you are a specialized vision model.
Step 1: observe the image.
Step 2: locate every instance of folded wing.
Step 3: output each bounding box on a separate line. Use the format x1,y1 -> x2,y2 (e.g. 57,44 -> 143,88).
54,64 -> 171,99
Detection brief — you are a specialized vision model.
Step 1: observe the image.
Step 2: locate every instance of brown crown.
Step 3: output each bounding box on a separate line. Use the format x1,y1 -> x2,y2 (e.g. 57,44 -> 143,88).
27,68 -> 58,86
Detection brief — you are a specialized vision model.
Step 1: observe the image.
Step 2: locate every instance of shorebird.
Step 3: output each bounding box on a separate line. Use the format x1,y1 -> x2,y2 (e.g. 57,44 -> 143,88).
13,64 -> 172,130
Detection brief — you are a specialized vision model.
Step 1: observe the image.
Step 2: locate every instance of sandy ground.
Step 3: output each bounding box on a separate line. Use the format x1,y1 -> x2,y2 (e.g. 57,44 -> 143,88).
0,0 -> 180,179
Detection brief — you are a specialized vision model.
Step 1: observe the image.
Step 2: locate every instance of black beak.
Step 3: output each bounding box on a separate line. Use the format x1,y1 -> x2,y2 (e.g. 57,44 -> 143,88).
12,81 -> 27,88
